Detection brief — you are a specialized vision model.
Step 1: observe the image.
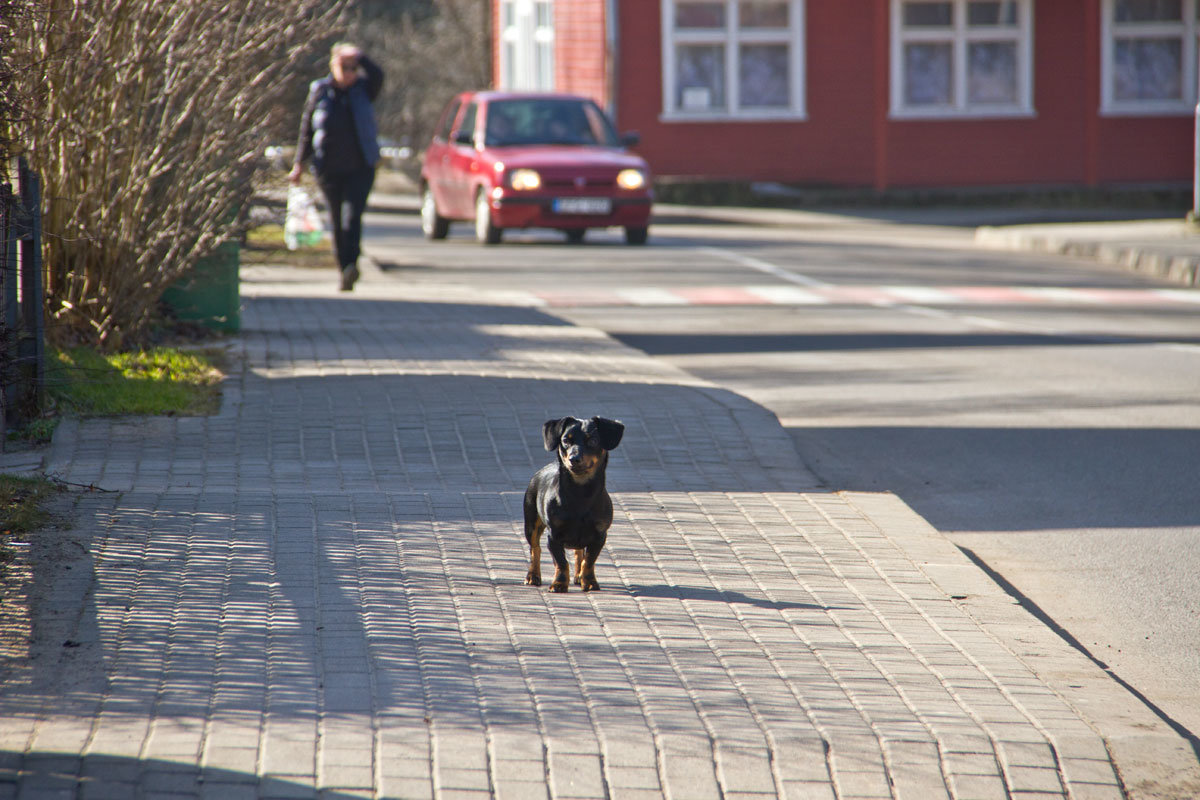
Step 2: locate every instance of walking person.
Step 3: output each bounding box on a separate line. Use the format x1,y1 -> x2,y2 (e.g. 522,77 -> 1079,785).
289,43 -> 383,291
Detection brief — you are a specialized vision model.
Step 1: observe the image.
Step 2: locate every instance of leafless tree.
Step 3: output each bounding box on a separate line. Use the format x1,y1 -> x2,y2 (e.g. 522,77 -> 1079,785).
349,0 -> 490,156
6,0 -> 348,349
0,0 -> 41,169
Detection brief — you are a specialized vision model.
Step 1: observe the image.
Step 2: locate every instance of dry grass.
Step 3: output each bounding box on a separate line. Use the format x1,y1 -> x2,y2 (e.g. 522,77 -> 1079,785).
242,223 -> 337,270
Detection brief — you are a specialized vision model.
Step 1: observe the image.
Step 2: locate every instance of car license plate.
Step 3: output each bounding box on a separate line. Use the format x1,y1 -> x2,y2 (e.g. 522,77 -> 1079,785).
553,197 -> 611,215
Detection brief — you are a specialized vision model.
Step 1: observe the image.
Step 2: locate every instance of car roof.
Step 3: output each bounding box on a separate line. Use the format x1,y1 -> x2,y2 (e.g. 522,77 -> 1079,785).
458,90 -> 599,105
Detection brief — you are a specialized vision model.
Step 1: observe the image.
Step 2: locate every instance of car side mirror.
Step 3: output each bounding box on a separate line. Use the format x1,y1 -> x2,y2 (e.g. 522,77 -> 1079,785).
620,131 -> 641,147
454,130 -> 475,146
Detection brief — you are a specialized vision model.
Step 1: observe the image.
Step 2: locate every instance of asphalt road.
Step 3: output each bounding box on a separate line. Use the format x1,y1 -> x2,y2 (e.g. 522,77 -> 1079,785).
364,207 -> 1200,740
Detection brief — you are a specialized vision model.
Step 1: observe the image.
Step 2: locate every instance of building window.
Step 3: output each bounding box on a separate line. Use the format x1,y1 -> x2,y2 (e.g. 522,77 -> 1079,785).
1102,0 -> 1199,115
661,0 -> 806,120
890,0 -> 1034,118
500,0 -> 555,91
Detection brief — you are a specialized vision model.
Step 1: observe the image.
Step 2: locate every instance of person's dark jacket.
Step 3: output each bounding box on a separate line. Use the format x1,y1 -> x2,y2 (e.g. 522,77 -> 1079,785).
295,55 -> 383,176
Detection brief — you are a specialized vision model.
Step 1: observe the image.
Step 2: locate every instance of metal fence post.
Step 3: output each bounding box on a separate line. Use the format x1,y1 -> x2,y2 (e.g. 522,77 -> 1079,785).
16,157 -> 45,411
0,180 -> 18,446
0,156 -> 47,439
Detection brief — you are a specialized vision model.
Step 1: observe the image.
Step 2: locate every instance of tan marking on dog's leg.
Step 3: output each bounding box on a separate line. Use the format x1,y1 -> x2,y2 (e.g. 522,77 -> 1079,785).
550,564 -> 569,593
573,550 -> 584,585
580,549 -> 601,592
525,520 -> 544,586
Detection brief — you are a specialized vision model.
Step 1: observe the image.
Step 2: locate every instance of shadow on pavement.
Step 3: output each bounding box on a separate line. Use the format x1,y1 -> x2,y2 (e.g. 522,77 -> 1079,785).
1,751 -> 369,798
614,330 -> 1200,354
788,425 -> 1200,531
627,583 -> 833,611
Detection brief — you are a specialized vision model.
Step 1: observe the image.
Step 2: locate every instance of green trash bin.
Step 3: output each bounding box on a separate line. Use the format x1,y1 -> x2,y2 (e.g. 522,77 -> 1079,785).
162,239 -> 240,332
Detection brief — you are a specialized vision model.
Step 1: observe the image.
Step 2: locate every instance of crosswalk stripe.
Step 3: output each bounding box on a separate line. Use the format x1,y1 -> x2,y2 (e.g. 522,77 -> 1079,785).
534,285 -> 1200,308
879,286 -> 961,304
617,288 -> 691,305
746,286 -> 830,304
1156,288 -> 1200,304
1021,287 -> 1102,303
674,287 -> 766,304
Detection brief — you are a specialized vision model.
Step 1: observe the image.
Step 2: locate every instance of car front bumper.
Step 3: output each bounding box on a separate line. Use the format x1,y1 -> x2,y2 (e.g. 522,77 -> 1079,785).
490,194 -> 652,230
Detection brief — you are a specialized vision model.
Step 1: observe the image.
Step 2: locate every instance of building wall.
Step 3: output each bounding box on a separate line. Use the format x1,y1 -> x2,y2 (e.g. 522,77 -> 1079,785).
554,0 -> 609,107
618,0 -> 883,186
491,2 -> 501,89
612,0 -> 1191,189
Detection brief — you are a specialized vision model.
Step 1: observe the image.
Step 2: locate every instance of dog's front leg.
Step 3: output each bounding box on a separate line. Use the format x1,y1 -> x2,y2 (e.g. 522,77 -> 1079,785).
525,539 -> 542,587
547,535 -> 570,593
572,550 -> 584,586
525,519 -> 544,586
579,541 -> 604,592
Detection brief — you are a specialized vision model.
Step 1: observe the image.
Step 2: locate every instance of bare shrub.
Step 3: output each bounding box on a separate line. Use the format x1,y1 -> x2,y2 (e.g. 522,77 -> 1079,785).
7,0 -> 348,349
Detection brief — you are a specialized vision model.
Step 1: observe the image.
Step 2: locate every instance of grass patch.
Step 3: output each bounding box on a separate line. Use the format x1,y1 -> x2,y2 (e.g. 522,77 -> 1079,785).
0,475 -> 58,568
242,222 -> 334,269
47,346 -> 225,418
0,475 -> 56,537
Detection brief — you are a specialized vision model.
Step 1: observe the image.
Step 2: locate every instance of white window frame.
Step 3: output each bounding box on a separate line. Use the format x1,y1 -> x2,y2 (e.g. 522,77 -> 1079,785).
889,0 -> 1035,119
1101,0 -> 1198,116
499,0 -> 556,91
661,0 -> 807,122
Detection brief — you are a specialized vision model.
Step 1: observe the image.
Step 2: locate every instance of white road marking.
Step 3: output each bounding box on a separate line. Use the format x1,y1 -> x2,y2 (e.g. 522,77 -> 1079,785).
698,246 -> 831,288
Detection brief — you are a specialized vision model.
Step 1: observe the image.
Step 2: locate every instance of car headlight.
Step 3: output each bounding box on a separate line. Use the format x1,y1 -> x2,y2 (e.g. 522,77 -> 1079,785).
616,169 -> 647,191
509,168 -> 542,191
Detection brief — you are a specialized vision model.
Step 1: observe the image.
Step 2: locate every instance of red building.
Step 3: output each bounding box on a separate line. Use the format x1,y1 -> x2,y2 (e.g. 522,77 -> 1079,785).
493,0 -> 1196,191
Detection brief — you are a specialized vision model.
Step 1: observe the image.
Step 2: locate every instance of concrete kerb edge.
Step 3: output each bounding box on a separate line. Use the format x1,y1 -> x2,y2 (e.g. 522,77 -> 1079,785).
692,385 -> 823,486
842,490 -> 1200,800
975,227 -> 1200,288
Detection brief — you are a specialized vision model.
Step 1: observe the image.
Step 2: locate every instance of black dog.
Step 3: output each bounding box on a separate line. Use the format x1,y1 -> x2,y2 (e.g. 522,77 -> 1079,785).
524,416 -> 624,592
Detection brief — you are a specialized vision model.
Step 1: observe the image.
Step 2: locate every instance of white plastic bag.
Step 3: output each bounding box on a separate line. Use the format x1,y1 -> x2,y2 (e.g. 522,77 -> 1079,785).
284,186 -> 326,250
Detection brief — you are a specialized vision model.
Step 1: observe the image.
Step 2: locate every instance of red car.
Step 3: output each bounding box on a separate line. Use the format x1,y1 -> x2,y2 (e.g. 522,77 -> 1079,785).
420,91 -> 653,245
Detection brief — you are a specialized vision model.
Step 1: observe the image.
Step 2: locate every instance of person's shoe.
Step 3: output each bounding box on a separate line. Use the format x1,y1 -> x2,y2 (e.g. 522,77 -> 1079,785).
340,263 -> 360,291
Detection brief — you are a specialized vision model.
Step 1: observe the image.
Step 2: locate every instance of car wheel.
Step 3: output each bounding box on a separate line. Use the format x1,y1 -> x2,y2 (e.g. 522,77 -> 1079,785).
421,185 -> 449,240
624,226 -> 648,245
565,229 -> 586,244
475,191 -> 502,245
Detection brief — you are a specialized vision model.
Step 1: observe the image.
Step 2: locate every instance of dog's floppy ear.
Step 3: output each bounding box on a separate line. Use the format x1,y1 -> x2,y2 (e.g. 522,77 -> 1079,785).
592,417 -> 624,451
543,417 -> 578,451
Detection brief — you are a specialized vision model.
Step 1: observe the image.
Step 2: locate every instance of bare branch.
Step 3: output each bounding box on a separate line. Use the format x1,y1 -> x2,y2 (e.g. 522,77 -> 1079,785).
8,0 -> 351,348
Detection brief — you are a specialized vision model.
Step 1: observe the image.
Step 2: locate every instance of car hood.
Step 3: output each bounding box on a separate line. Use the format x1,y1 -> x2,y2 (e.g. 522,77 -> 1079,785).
484,146 -> 648,173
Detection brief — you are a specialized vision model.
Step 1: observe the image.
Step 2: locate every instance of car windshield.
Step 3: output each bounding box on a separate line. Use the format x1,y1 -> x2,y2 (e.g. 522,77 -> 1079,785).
484,98 -> 621,148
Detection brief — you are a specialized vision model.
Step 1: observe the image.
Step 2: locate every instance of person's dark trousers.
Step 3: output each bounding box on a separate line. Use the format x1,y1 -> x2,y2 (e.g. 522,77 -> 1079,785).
317,166 -> 375,277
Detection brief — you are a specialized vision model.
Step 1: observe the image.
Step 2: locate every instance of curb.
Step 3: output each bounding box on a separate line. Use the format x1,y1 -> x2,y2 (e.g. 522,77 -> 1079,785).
848,491 -> 1200,800
976,225 -> 1200,288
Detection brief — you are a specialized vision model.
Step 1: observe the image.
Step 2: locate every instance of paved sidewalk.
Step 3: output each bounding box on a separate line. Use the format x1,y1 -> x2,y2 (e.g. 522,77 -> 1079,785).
1,261 -> 1197,799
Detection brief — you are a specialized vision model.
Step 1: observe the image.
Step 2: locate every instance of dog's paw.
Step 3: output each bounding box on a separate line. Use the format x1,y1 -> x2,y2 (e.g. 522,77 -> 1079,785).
549,580 -> 569,594
581,578 -> 600,592
525,571 -> 542,586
